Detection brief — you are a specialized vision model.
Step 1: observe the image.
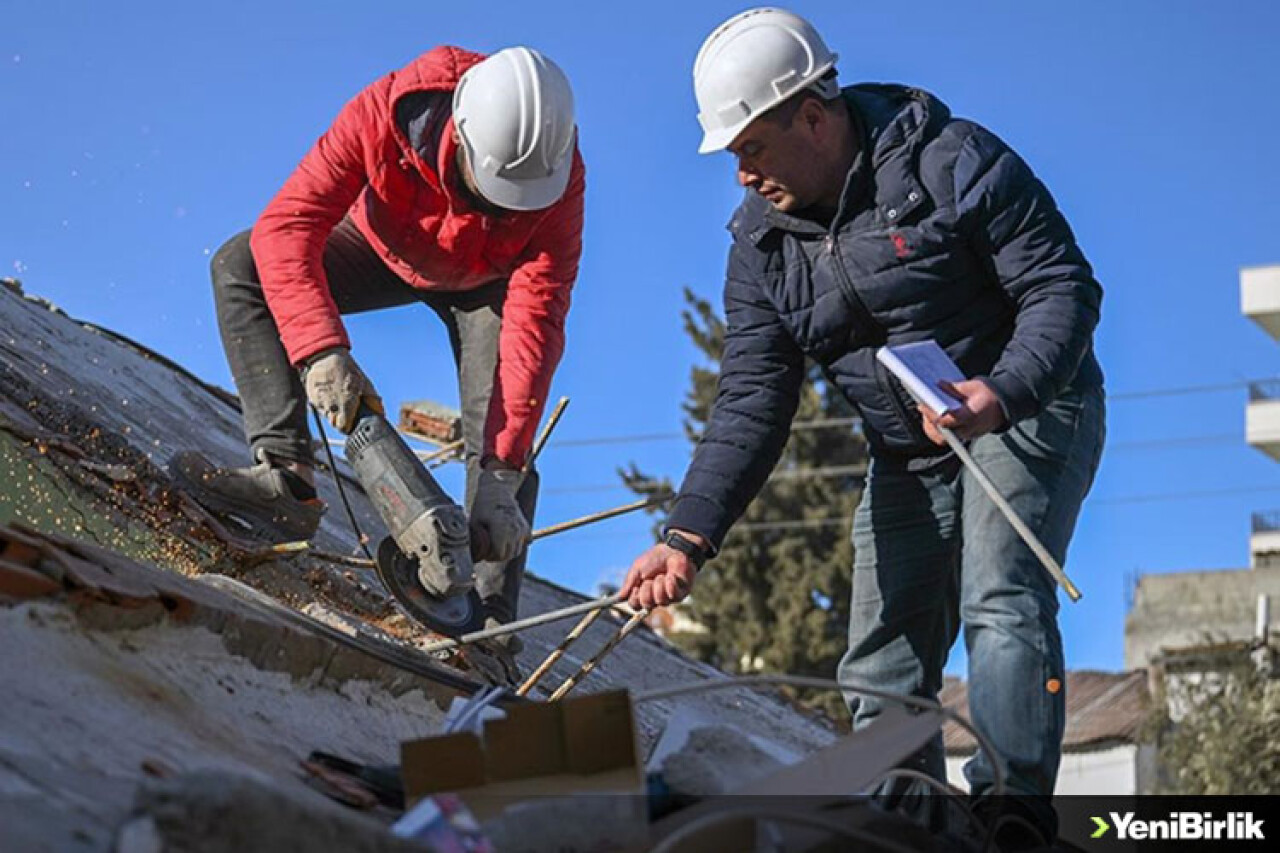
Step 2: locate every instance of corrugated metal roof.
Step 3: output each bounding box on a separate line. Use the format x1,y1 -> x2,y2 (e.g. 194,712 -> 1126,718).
940,669 -> 1149,754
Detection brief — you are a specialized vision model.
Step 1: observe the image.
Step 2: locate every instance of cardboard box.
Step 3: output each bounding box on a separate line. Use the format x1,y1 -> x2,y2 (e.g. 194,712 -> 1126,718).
402,689 -> 643,820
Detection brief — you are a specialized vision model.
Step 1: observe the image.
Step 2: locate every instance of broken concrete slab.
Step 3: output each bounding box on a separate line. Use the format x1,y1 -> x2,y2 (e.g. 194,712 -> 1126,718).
116,769 -> 434,853
0,601 -> 451,851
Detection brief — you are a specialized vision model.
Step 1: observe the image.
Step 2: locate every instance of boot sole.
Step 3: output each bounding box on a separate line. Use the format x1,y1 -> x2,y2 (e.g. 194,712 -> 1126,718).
171,467 -> 319,543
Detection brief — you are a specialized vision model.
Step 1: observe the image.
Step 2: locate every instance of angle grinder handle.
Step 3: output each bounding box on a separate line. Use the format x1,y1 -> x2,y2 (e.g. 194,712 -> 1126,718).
354,400 -> 383,427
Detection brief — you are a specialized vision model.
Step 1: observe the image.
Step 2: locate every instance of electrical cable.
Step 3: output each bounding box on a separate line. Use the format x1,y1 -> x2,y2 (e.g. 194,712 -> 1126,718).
312,406 -> 374,562
535,376 -> 1280,451
868,767 -> 995,850
869,767 -> 970,801
637,675 -> 1012,853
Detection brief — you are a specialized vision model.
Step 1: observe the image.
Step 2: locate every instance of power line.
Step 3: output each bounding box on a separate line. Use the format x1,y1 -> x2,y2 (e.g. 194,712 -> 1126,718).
534,483 -> 1280,544
731,517 -> 851,533
1108,433 -> 1239,451
542,463 -> 866,496
550,432 -> 684,448
549,416 -> 862,449
538,482 -> 1280,541
1090,484 -> 1280,506
545,379 -> 1275,450
1107,379 -> 1265,401
541,432 -> 1249,495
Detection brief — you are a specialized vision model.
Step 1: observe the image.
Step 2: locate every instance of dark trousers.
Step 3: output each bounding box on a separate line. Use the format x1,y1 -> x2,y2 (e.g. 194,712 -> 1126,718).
209,219 -> 534,621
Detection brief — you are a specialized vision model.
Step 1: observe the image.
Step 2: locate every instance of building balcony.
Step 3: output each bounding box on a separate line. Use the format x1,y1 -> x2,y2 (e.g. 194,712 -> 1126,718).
1243,264 -> 1280,342
1247,381 -> 1280,461
1252,511 -> 1280,568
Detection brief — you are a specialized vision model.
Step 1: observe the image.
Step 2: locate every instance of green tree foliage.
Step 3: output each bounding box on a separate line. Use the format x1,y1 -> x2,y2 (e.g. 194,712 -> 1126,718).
624,288 -> 867,719
1147,652 -> 1280,794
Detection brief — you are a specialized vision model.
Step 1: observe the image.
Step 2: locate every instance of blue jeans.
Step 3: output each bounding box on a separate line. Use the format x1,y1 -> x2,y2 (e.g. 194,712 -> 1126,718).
837,385 -> 1105,828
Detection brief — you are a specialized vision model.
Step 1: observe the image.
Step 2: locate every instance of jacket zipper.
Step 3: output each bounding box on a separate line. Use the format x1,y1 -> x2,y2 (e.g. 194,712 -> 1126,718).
824,234 -> 883,348
824,233 -> 929,447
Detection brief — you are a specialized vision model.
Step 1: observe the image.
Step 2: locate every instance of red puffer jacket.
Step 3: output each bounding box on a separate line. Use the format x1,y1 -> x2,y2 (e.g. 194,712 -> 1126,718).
250,46 -> 585,466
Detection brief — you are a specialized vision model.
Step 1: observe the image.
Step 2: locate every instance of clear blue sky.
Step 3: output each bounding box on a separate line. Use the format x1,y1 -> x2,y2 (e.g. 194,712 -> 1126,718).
5,1 -> 1280,675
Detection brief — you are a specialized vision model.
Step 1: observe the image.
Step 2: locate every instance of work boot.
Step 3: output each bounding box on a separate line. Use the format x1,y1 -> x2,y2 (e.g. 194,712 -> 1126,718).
970,797 -> 1056,853
468,616 -> 524,687
169,450 -> 324,542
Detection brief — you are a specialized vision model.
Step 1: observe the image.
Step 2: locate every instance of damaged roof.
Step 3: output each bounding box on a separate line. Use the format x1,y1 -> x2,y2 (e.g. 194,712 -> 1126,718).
0,277 -> 836,848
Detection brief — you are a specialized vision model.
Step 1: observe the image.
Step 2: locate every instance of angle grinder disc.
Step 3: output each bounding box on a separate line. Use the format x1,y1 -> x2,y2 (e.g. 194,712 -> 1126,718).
374,536 -> 485,638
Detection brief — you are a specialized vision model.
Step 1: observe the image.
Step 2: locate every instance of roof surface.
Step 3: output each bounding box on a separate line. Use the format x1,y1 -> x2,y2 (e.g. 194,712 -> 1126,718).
940,669 -> 1149,754
0,277 -> 834,757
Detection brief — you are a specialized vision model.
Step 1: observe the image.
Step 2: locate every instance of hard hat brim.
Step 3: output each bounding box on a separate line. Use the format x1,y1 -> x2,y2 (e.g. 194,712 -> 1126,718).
695,58 -> 840,156
470,158 -> 573,212
698,125 -> 742,155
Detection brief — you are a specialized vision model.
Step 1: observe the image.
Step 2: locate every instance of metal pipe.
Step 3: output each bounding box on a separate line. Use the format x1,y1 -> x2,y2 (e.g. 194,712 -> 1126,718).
301,495 -> 665,571
529,495 -> 669,542
547,610 -> 648,701
418,438 -> 465,465
526,396 -> 569,471
515,607 -> 607,697
417,593 -> 624,654
939,426 -> 1082,602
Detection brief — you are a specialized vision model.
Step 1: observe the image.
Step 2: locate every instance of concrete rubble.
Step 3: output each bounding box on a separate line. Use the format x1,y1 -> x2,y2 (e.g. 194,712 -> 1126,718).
116,770 -> 428,853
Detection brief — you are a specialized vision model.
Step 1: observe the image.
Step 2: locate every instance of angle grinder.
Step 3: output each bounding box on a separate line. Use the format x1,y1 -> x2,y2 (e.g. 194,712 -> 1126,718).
343,404 -> 486,637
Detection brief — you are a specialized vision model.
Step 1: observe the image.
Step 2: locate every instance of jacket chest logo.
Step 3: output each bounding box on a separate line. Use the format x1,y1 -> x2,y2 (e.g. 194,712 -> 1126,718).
889,230 -> 913,260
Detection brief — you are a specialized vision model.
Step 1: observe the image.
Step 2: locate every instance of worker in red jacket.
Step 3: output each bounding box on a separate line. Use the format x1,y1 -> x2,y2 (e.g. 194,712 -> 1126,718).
172,45 -> 585,634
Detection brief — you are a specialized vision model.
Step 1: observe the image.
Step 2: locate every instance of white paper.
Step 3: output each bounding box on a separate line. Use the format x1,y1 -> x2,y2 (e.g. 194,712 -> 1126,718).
876,340 -> 967,415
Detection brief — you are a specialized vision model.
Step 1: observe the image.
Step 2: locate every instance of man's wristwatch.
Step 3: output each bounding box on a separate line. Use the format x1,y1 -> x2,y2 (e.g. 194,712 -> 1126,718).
663,530 -> 710,571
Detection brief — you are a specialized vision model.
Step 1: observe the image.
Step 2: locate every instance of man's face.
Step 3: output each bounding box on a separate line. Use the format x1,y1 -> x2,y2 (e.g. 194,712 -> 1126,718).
452,139 -> 507,217
727,103 -> 828,213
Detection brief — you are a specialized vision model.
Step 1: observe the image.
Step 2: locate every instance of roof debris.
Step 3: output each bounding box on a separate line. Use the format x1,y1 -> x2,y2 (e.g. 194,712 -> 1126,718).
0,281 -> 836,849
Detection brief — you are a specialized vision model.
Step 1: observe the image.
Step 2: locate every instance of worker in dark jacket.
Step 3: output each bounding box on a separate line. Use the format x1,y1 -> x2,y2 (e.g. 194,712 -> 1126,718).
622,8 -> 1103,847
173,45 -> 585,634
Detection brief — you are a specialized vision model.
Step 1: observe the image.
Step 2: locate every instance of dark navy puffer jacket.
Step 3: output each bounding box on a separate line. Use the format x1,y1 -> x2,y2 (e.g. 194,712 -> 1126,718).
668,84 -> 1104,549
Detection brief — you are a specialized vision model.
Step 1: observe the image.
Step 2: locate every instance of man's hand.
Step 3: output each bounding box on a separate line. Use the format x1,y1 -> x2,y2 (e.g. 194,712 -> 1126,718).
919,378 -> 1008,445
470,464 -> 530,563
620,531 -> 704,611
303,347 -> 383,433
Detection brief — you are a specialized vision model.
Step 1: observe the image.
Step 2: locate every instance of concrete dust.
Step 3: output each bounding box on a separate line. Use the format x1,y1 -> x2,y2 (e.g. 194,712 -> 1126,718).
0,602 -> 445,851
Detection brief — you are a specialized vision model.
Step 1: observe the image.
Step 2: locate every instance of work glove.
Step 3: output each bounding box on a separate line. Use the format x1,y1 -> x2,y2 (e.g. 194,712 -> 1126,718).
302,347 -> 382,434
470,465 -> 530,563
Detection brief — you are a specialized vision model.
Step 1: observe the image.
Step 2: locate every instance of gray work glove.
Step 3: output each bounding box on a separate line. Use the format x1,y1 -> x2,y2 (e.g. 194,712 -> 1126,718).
471,465 -> 530,563
302,347 -> 382,433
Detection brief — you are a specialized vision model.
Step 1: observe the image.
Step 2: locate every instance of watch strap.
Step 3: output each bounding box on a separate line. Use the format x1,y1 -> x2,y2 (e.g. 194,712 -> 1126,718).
663,531 -> 708,570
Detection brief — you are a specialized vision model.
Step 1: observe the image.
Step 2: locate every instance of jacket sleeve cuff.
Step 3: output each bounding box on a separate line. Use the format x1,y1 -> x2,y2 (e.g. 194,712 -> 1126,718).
982,371 -> 1038,429
664,494 -> 728,556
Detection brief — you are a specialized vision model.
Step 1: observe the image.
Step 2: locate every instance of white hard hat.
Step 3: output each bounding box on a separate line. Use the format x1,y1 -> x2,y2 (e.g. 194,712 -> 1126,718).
693,8 -> 839,154
453,47 -> 577,211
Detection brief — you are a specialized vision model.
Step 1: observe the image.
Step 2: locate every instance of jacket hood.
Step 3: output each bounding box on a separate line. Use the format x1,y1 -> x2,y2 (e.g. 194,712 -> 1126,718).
730,84 -> 952,245
388,45 -> 486,101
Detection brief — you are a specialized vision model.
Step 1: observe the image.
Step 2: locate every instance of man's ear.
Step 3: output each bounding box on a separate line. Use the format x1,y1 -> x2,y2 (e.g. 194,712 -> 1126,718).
801,99 -> 826,137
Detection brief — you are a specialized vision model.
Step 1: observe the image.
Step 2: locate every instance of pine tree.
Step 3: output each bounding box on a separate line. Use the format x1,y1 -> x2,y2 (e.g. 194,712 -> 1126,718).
624,288 -> 868,719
